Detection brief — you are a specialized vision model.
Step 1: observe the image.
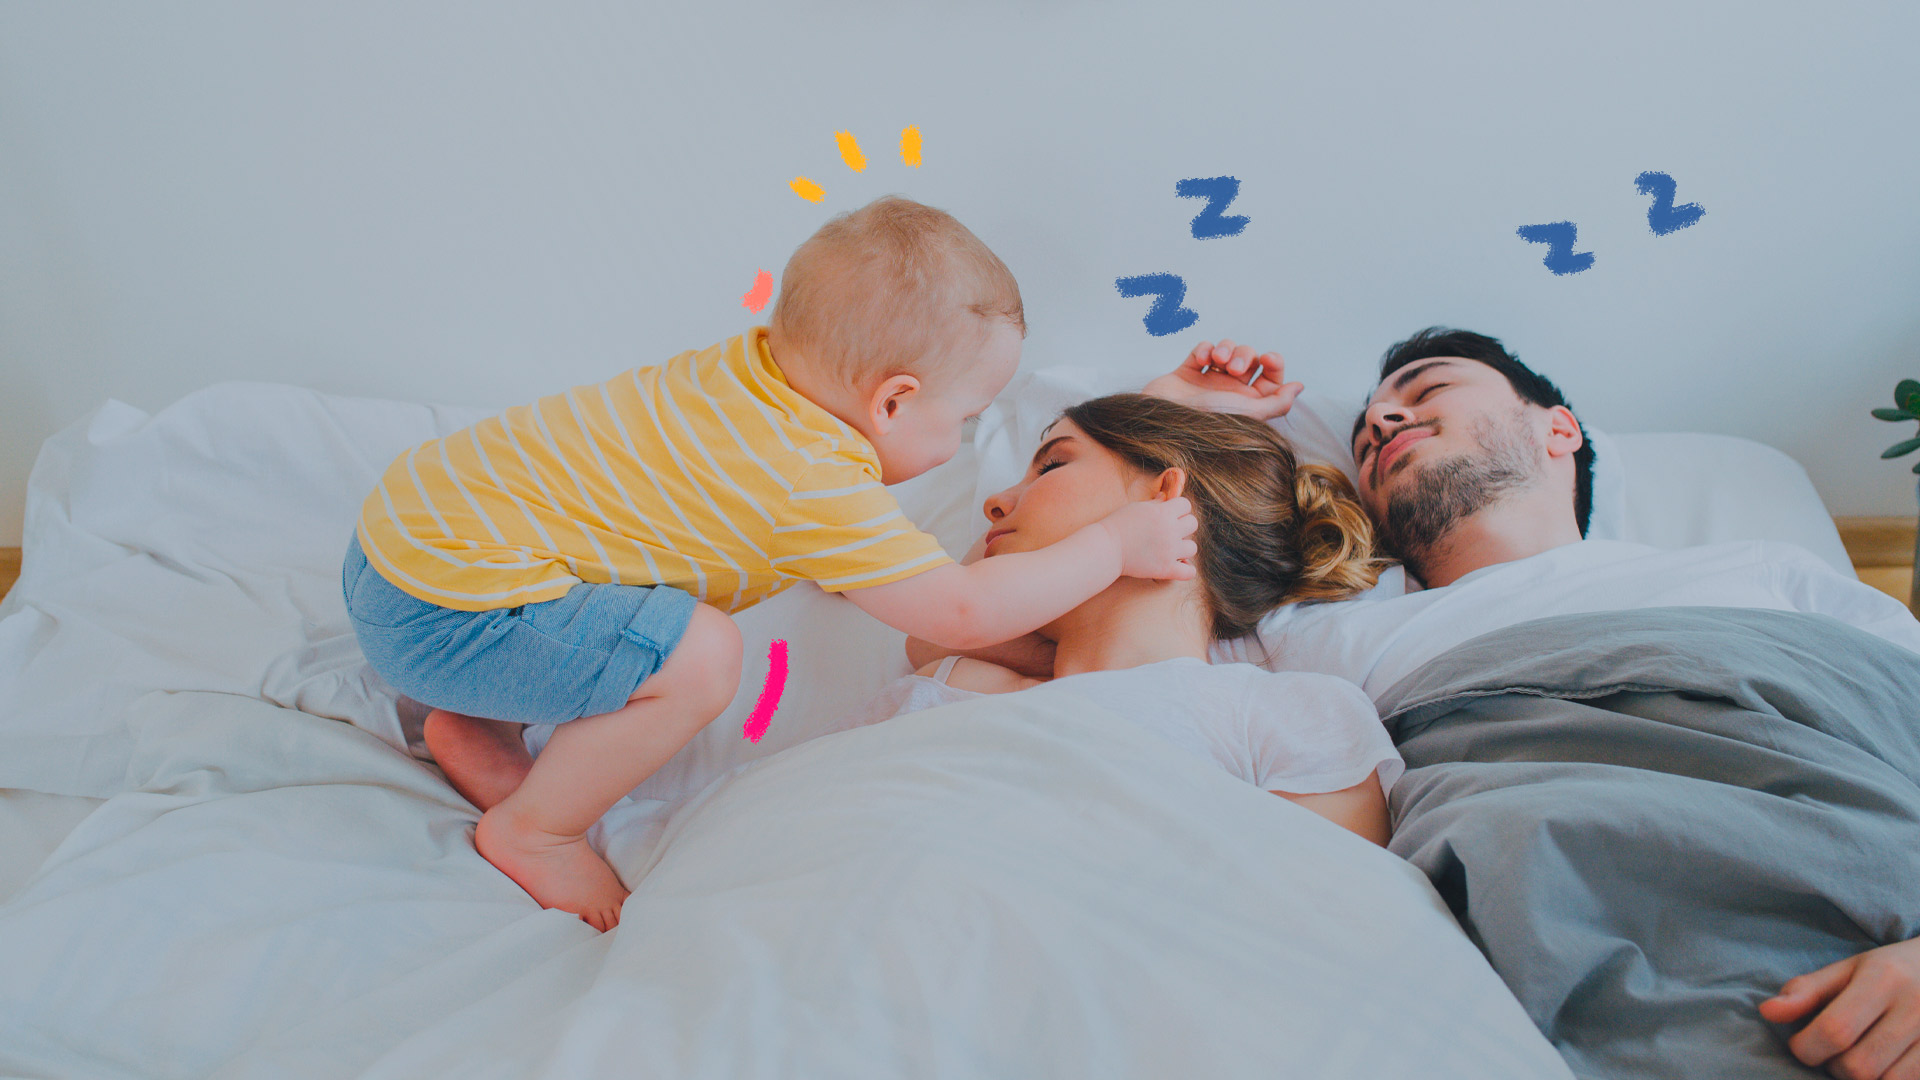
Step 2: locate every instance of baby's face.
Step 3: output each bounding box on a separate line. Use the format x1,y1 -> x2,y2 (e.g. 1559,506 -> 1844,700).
871,320 -> 1023,483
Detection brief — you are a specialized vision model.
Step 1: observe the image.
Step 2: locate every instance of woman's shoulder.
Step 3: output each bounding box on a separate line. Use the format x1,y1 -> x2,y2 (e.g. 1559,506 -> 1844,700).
1211,662 -> 1377,715
915,657 -> 1045,695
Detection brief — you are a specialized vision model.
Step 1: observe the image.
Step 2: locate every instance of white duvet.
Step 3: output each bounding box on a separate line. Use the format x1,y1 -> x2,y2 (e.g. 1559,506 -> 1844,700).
0,381 -> 1585,1076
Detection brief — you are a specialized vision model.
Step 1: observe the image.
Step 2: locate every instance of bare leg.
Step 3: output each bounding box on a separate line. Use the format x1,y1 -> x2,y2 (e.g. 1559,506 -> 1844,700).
423,711 -> 532,812
473,605 -> 742,932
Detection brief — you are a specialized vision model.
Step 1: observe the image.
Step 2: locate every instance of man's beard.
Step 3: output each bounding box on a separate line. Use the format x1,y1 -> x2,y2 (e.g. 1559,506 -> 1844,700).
1377,408 -> 1539,580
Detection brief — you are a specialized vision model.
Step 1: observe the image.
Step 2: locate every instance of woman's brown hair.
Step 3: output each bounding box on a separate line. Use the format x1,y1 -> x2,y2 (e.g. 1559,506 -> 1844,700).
1061,393 -> 1385,641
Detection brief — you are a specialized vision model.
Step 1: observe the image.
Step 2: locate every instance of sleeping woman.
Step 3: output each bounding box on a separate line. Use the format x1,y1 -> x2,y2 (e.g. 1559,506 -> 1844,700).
892,392 -> 1404,844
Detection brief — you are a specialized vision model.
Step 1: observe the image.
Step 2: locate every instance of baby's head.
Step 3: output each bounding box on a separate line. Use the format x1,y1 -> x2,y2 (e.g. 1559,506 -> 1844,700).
768,196 -> 1025,483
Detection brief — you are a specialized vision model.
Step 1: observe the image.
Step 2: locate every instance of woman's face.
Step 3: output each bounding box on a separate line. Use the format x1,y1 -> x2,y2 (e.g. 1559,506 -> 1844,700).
979,419 -> 1158,557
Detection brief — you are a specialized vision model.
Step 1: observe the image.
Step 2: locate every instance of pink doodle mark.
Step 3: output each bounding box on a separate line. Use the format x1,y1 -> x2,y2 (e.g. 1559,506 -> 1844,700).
742,639 -> 789,742
741,269 -> 774,314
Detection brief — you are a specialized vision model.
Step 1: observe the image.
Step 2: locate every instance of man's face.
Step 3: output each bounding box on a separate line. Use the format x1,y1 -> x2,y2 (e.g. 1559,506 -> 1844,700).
1349,358 -> 1545,559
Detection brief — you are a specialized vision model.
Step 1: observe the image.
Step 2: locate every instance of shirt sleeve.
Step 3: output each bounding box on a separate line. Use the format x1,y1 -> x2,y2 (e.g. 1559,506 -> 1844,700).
1243,671 -> 1404,797
771,456 -> 953,591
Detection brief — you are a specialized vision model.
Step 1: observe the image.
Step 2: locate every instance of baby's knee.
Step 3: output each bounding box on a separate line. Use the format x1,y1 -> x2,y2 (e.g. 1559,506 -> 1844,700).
648,604 -> 743,710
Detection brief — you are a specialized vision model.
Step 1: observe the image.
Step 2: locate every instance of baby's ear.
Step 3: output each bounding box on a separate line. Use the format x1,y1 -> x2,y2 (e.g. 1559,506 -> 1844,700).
868,373 -> 921,433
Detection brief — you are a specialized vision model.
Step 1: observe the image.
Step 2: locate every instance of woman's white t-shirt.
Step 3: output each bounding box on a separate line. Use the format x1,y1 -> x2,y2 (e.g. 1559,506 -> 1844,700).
861,656 -> 1403,797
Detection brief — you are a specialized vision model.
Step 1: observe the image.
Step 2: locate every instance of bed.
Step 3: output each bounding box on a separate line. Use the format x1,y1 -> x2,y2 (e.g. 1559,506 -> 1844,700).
0,370 -> 1852,1078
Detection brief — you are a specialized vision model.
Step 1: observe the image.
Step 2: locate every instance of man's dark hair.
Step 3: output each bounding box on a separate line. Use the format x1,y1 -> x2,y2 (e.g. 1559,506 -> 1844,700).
1375,327 -> 1596,537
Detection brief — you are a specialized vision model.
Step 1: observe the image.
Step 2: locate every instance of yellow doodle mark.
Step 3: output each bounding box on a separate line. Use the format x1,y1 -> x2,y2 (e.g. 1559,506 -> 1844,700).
835,131 -> 867,172
790,127 -> 919,201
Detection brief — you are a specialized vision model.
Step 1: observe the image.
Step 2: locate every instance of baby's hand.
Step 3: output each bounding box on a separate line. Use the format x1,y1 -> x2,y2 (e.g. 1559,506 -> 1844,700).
1098,498 -> 1198,580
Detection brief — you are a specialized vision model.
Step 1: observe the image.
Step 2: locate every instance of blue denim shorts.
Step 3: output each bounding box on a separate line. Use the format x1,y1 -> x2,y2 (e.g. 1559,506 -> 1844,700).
342,534 -> 697,725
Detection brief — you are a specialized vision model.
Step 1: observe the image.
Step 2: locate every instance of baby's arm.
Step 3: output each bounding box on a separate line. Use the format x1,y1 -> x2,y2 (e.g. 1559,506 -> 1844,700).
903,532 -> 1056,677
1271,770 -> 1389,847
846,497 -> 1196,650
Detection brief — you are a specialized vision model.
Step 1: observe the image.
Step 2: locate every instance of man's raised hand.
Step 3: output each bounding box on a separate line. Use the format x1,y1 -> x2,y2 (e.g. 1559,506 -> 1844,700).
1142,338 -> 1304,420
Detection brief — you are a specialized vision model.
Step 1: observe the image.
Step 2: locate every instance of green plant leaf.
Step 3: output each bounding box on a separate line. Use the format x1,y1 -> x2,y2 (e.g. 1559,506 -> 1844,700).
1874,407 -> 1917,422
1883,436 -> 1920,459
1899,380 -> 1920,407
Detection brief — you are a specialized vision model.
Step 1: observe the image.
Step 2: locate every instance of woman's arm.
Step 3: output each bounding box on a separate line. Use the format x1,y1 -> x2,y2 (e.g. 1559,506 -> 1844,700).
916,656 -> 1045,694
1271,770 -> 1390,846
906,633 -> 1057,679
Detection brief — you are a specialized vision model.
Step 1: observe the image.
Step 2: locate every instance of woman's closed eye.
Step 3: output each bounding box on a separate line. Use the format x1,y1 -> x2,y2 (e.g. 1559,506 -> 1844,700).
1035,456 -> 1065,476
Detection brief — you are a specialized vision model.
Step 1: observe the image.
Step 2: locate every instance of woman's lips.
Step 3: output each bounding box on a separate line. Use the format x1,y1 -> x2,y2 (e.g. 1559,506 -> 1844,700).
1376,428 -> 1434,479
983,528 -> 1012,552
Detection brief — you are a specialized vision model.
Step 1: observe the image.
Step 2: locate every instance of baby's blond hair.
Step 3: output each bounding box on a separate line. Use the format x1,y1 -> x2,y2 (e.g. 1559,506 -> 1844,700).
768,196 -> 1024,387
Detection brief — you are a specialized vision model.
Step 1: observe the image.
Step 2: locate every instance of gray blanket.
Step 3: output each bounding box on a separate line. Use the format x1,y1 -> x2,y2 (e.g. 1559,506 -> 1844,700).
1380,607 -> 1920,1080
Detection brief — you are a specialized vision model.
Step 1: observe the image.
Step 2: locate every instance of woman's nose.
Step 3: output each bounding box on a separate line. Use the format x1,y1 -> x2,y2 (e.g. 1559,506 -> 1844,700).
982,486 -> 1016,522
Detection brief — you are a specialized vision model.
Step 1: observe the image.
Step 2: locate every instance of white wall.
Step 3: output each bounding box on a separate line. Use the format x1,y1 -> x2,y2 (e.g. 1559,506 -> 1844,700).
3,0 -> 1917,545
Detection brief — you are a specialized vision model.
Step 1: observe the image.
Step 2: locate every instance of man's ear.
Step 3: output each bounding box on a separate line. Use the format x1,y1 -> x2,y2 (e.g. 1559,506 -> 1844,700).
1152,467 -> 1187,501
867,374 -> 920,436
1545,405 -> 1584,459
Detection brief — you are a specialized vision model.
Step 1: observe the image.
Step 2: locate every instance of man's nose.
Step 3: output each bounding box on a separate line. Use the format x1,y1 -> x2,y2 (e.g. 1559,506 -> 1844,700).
1365,401 -> 1410,431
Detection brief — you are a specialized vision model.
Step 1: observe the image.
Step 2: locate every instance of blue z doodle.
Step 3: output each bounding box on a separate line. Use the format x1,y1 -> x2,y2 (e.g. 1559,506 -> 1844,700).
1515,221 -> 1595,276
1635,171 -> 1705,235
1116,273 -> 1200,336
1175,177 -> 1249,239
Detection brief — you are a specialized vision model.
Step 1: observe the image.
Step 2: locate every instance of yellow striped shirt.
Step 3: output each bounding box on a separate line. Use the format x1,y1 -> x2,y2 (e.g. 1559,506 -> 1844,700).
356,327 -> 952,613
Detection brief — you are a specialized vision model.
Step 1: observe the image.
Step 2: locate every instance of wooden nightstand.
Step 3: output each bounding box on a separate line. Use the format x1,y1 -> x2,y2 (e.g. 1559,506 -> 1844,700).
1835,517 -> 1918,613
0,547 -> 17,602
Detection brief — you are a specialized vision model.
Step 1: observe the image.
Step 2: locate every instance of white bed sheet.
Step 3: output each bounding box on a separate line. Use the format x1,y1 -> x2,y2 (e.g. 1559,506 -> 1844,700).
0,684 -> 1569,1078
0,374 -> 1843,1077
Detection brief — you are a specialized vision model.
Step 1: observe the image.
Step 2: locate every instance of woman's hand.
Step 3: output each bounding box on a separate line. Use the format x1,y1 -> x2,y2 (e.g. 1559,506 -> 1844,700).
1760,937 -> 1920,1079
1143,339 -> 1304,420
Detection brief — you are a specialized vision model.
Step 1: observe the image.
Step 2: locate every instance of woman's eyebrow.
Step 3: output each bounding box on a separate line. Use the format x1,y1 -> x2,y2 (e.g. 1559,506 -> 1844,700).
1031,434 -> 1073,463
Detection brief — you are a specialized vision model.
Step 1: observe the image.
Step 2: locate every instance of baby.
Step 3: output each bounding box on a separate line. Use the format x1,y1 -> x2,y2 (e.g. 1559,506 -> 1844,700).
342,196 -> 1199,930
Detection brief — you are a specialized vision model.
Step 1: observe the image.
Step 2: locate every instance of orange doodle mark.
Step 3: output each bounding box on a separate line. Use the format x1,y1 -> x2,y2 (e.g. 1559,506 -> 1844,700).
741,269 -> 774,314
788,126 -> 921,202
835,131 -> 867,172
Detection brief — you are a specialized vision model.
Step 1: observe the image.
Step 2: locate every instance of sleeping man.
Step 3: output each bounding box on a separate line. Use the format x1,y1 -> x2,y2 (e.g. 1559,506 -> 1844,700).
1204,328 -> 1920,1080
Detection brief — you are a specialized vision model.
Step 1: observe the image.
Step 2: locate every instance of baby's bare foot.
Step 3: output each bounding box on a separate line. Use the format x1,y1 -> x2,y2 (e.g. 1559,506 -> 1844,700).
474,804 -> 629,932
424,710 -> 533,812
